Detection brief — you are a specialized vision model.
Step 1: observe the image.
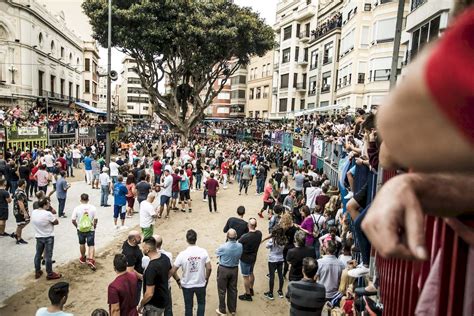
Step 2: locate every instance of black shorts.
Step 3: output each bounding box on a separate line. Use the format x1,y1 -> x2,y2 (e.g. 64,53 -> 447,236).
180,190 -> 190,201
15,213 -> 29,225
262,200 -> 275,211
0,208 -> 8,221
354,182 -> 369,209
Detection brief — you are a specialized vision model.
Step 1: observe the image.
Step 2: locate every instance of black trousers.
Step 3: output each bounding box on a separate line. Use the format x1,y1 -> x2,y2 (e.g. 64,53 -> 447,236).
208,195 -> 217,212
268,261 -> 284,293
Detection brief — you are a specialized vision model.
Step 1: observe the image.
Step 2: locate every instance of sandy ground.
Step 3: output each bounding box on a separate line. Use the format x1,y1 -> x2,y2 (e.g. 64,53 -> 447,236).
0,174 -> 290,316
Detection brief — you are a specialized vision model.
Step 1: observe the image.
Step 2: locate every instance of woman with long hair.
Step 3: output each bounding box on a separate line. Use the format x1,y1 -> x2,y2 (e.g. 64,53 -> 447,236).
279,213 -> 297,279
279,175 -> 290,203
125,173 -> 136,217
264,226 -> 288,300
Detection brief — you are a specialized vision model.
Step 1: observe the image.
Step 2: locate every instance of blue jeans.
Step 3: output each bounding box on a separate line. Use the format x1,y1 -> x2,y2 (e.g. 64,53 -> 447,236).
35,236 -> 54,274
57,198 -> 66,217
354,205 -> 371,266
182,286 -> 206,316
9,180 -> 18,195
195,174 -> 202,190
111,176 -> 118,184
154,173 -> 162,185
101,185 -> 109,206
257,178 -> 265,194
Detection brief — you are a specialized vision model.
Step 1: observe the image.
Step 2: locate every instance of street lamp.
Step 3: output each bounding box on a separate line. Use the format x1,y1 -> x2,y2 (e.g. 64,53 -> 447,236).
105,0 -> 112,165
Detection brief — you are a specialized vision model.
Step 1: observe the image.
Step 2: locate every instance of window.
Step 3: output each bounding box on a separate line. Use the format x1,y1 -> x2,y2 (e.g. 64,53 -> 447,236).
364,3 -> 371,11
280,74 -> 289,89
248,111 -> 253,118
38,32 -> 43,46
308,103 -> 315,109
341,29 -> 355,55
231,75 -> 246,85
338,64 -> 352,88
84,80 -> 90,93
303,48 -> 309,62
256,87 -> 261,99
69,53 -> 73,63
127,96 -> 149,103
127,87 -> 147,94
279,98 -> 288,112
38,71 -> 44,94
282,48 -> 291,63
300,99 -> 305,110
310,50 -> 318,69
262,65 -> 266,77
291,98 -> 295,111
76,84 -> 79,99
308,76 -> 317,95
231,90 -> 246,99
68,82 -> 73,97
50,75 -> 55,93
358,73 -> 365,84
373,18 -> 396,42
321,71 -> 331,92
360,26 -> 370,48
255,111 -> 260,118
249,88 -> 254,100
358,61 -> 367,83
127,106 -> 134,110
295,47 -> 299,62
323,42 -> 333,64
85,58 -> 91,72
217,107 -> 230,114
128,77 -> 142,84
263,86 -> 269,99
305,23 -> 310,37
60,47 -> 64,58
428,16 -> 440,42
302,73 -> 307,89
293,73 -> 298,88
76,57 -> 80,66
373,69 -> 390,81
266,63 -> 271,76
320,101 -> 329,108
283,26 -> 292,40
50,40 -> 55,54
296,24 -> 301,38
369,57 -> 391,81
60,79 -> 65,97
142,106 -> 149,111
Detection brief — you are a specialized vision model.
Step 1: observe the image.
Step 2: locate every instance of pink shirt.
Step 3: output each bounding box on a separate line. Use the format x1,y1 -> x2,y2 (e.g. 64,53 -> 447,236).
263,184 -> 272,202
35,170 -> 49,187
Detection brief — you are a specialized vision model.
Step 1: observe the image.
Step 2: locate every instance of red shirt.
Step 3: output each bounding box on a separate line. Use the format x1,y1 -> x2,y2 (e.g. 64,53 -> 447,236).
171,174 -> 181,192
206,178 -> 219,197
57,157 -> 67,171
426,7 -> 474,144
263,184 -> 273,202
107,272 -> 138,316
221,162 -> 229,175
153,160 -> 162,175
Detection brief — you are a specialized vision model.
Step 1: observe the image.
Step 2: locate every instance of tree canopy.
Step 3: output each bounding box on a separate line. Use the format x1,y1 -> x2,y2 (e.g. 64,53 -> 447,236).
83,0 -> 275,137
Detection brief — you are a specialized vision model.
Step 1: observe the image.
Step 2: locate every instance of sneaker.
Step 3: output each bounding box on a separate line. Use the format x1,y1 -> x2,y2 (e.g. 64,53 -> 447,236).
215,309 -> 226,316
277,290 -> 284,298
344,191 -> 354,200
87,259 -> 97,271
263,292 -> 274,300
203,199 -> 207,202
181,209 -> 186,212
46,272 -> 62,280
17,239 -> 28,244
258,212 -> 264,219
35,270 -> 43,279
238,294 -> 252,301
59,214 -> 67,218
79,256 -> 87,264
348,264 -> 370,278
10,233 -> 16,239
249,288 -> 254,296
188,209 -> 192,213
0,232 -> 10,237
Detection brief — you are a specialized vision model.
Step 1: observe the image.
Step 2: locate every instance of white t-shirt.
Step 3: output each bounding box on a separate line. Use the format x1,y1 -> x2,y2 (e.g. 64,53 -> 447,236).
99,173 -> 111,186
139,201 -> 156,228
174,245 -> 210,288
280,182 -> 290,195
72,149 -> 81,159
161,174 -> 173,197
306,187 -> 322,209
31,209 -> 56,238
142,248 -> 173,271
36,307 -> 73,316
71,204 -> 97,231
109,162 -> 119,177
44,154 -> 54,168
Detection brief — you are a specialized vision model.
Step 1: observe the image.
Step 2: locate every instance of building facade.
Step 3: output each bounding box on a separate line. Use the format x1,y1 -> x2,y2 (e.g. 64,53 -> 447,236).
97,66 -> 107,110
118,57 -> 152,119
229,63 -> 248,119
0,0 -> 83,110
246,51 -> 273,119
82,40 -> 99,108
271,0 -> 319,120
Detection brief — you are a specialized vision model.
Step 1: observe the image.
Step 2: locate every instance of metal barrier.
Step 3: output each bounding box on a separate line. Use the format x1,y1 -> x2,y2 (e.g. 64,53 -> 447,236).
49,133 -> 76,147
376,170 -> 473,316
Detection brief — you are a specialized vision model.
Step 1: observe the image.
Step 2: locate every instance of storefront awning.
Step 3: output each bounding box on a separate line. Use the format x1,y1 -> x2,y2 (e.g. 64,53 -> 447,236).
74,102 -> 107,115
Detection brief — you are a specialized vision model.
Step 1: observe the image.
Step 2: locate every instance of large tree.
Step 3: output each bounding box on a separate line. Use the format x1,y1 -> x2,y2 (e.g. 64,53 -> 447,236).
83,0 -> 274,139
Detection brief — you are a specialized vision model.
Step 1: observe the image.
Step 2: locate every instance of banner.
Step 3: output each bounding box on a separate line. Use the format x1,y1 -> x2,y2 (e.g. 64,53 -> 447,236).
293,146 -> 303,155
313,139 -> 324,157
79,127 -> 89,135
17,126 -> 39,136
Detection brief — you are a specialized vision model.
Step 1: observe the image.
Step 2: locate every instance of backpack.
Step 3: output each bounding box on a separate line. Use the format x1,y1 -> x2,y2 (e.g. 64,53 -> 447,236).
78,211 -> 93,232
311,214 -> 324,238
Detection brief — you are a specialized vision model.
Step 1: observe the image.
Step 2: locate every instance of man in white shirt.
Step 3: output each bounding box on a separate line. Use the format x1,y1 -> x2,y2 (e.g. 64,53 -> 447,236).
170,229 -> 212,316
44,150 -> 55,173
109,158 -> 120,184
306,182 -> 322,211
140,193 -> 157,239
71,193 -> 98,271
158,169 -> 173,219
31,198 -> 61,280
99,167 -> 112,207
72,147 -> 81,169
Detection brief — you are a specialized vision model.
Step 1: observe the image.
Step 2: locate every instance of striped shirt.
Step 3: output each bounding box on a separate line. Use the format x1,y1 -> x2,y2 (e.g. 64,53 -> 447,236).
286,279 -> 326,316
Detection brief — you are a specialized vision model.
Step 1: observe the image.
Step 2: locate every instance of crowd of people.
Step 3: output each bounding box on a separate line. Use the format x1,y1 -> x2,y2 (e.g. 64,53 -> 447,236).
310,12 -> 342,41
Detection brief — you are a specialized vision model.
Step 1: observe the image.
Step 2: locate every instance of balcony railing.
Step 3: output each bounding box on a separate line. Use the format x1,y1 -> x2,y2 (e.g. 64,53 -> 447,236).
310,14 -> 342,43
411,0 -> 428,11
296,83 -> 306,91
298,31 -> 311,41
321,84 -> 330,93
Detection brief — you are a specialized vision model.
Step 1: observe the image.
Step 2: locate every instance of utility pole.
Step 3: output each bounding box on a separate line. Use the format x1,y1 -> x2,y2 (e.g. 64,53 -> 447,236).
105,0 -> 112,165
389,0 -> 406,89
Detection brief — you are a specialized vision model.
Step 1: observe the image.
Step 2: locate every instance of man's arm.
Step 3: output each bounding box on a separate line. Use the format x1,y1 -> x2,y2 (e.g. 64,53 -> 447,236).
377,46 -> 474,172
109,303 -> 120,316
362,173 -> 474,260
138,285 -> 155,313
205,261 -> 212,284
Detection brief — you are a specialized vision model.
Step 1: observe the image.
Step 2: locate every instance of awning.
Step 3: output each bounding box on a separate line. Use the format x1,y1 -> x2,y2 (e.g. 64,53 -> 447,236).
74,102 -> 107,115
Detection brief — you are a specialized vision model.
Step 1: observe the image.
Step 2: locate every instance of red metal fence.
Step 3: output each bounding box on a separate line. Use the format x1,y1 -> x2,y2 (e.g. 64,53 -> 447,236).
376,171 -> 473,316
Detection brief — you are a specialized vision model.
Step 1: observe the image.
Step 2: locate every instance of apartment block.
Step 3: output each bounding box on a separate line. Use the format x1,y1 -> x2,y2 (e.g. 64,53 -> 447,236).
246,51 -> 273,119
82,40 -> 100,108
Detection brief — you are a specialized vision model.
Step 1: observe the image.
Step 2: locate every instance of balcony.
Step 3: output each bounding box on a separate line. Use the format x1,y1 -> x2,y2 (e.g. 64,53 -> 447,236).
298,31 -> 311,42
309,14 -> 342,43
297,59 -> 308,66
295,3 -> 317,21
296,83 -> 306,92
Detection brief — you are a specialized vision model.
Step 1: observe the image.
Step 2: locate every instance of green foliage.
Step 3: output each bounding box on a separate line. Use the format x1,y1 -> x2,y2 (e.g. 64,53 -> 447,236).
82,0 -> 274,134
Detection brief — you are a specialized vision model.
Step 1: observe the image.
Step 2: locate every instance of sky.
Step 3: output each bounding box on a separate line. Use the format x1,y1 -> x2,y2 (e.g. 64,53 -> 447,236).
38,0 -> 277,78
